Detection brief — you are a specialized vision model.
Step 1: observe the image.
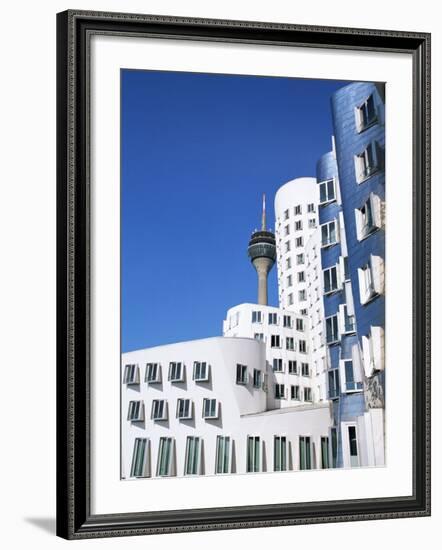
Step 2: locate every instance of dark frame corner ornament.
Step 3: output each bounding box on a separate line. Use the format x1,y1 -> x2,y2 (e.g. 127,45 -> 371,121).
56,9 -> 431,540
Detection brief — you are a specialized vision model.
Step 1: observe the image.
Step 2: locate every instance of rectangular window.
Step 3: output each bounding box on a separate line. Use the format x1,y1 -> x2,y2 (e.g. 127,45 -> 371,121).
193,361 -> 209,382
291,384 -> 300,400
283,315 -> 292,328
299,436 -> 312,470
268,312 -> 278,325
254,332 -> 264,341
151,399 -> 167,421
299,340 -> 307,354
127,400 -> 144,422
296,318 -> 304,331
215,436 -> 231,474
295,220 -> 303,231
288,293 -> 294,306
304,387 -> 312,402
184,436 -> 200,475
272,358 -> 283,372
286,256 -> 292,269
308,218 -> 316,228
253,369 -> 262,388
168,362 -> 184,382
344,359 -> 363,392
343,304 -> 356,333
297,271 -> 305,283
326,315 -> 339,344
321,436 -> 330,469
331,428 -> 338,468
356,94 -> 377,132
284,208 -> 289,220
295,236 -> 303,248
284,224 -> 290,236
328,369 -> 340,399
358,261 -> 377,304
321,220 -> 338,247
287,274 -> 293,287
294,205 -> 302,215
319,178 -> 336,204
123,364 -> 139,384
288,360 -> 298,374
247,436 -> 260,472
301,362 -> 310,376
285,240 -> 291,253
296,253 -> 304,265
355,142 -> 378,183
275,383 -> 286,399
298,289 -> 306,301
274,436 -> 287,472
323,265 -> 339,294
176,398 -> 192,419
358,196 -> 374,238
130,438 -> 148,477
271,334 -> 281,348
252,310 -> 262,323
202,398 -> 218,419
157,437 -> 173,476
307,203 -> 315,213
286,337 -> 295,351
348,425 -> 360,467
236,364 -> 248,385
362,326 -> 385,376
145,363 -> 161,383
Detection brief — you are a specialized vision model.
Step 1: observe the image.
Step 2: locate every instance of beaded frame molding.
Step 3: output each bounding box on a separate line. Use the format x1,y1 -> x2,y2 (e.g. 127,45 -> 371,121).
56,10 -> 431,540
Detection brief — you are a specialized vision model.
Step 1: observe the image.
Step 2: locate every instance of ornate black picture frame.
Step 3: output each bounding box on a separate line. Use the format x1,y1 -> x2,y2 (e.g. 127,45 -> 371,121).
56,9 -> 431,540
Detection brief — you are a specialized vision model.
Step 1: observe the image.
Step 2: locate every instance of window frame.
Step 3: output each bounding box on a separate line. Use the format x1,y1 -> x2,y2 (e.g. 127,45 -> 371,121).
127,400 -> 144,422
215,435 -> 231,475
145,362 -> 161,384
123,363 -> 139,385
318,177 -> 336,205
193,361 -> 209,382
151,399 -> 168,421
130,437 -> 149,478
157,437 -> 174,477
273,435 -> 288,472
176,398 -> 193,420
236,363 -> 248,385
168,361 -> 185,382
202,398 -> 219,419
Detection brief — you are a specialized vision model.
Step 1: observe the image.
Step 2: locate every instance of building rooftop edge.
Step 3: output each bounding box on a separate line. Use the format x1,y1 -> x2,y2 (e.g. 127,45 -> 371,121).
122,335 -> 262,355
240,402 -> 330,418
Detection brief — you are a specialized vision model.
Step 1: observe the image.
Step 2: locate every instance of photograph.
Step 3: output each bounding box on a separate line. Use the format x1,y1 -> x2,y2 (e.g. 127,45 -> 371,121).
120,70 -> 386,479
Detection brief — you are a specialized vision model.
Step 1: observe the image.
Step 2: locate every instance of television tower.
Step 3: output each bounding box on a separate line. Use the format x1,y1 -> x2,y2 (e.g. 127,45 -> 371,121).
247,194 -> 276,305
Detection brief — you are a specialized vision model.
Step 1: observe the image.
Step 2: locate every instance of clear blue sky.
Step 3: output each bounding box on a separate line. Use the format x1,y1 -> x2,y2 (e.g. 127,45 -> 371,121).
121,69 -> 349,352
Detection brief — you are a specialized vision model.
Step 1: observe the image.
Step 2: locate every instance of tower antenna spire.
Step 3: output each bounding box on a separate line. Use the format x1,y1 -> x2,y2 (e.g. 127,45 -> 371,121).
261,193 -> 266,231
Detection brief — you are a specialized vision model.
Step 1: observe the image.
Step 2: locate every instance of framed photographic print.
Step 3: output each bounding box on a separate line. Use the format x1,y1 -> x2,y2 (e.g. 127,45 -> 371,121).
56,10 -> 431,539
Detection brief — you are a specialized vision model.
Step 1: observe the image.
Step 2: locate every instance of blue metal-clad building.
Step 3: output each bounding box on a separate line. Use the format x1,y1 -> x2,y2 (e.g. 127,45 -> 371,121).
318,82 -> 385,468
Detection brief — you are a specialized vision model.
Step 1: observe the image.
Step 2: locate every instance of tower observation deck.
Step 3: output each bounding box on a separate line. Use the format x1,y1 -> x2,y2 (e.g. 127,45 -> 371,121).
247,194 -> 276,305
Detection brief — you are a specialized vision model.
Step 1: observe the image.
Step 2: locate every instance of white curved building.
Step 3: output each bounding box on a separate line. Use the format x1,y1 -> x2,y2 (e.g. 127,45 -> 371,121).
274,177 -> 320,312
122,336 -> 332,478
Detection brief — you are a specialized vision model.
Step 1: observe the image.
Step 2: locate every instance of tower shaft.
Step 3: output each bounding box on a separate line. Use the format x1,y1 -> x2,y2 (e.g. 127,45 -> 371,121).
253,256 -> 273,305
